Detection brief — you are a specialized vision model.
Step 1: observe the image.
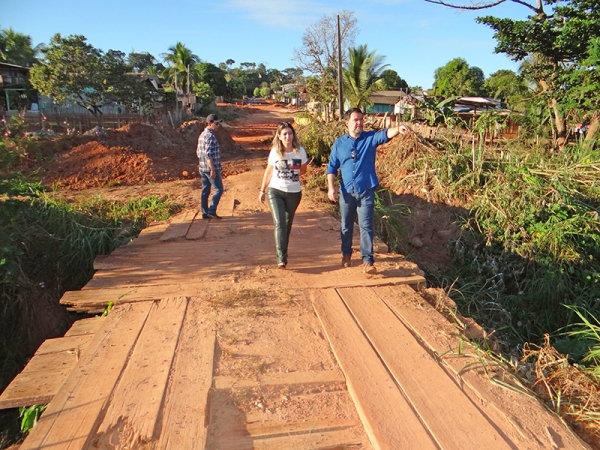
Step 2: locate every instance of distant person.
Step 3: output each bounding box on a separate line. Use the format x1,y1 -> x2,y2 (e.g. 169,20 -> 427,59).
326,108 -> 412,273
259,122 -> 308,269
197,114 -> 224,219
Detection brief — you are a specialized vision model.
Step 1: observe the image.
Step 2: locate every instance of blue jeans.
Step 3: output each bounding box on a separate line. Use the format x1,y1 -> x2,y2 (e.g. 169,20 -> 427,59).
339,188 -> 375,264
267,188 -> 302,264
200,171 -> 223,216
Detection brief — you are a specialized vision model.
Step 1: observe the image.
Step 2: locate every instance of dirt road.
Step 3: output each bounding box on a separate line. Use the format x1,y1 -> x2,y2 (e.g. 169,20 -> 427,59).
7,104 -> 592,449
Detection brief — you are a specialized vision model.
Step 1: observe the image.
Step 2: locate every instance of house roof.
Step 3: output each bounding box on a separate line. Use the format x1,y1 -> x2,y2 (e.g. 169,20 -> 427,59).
455,96 -> 501,108
370,90 -> 409,105
0,61 -> 30,70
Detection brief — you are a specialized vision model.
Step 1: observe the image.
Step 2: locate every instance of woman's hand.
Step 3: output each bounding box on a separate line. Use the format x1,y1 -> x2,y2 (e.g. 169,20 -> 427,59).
259,191 -> 266,203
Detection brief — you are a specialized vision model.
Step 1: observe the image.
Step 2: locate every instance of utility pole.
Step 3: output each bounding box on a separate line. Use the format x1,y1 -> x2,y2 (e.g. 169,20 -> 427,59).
337,14 -> 343,121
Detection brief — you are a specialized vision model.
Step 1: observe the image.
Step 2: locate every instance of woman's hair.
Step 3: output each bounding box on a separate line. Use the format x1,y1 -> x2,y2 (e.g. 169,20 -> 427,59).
272,122 -> 301,158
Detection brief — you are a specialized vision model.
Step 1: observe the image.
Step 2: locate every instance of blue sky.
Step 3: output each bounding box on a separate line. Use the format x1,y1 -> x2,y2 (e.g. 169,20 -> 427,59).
4,0 -> 527,88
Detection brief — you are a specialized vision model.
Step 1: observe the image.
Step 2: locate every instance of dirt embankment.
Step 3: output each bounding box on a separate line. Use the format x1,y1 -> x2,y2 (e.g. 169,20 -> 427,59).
38,119 -> 244,190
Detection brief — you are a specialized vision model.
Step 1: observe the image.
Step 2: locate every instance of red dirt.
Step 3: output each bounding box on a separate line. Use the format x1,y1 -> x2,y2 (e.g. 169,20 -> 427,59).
10,103 -> 594,449
39,119 -> 244,190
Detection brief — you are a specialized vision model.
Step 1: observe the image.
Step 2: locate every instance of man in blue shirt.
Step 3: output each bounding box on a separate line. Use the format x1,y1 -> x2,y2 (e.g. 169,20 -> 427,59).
197,114 -> 224,219
326,108 -> 412,273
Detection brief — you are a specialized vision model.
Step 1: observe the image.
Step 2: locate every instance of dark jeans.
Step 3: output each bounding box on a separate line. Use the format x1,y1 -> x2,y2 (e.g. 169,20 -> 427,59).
200,171 -> 223,216
267,188 -> 302,264
339,188 -> 375,264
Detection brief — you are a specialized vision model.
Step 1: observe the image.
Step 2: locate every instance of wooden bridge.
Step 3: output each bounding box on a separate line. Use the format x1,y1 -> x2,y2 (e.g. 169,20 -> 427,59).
0,192 -> 589,449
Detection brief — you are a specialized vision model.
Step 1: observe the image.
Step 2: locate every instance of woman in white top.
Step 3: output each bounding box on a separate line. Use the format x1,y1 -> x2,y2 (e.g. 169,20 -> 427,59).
259,122 -> 309,269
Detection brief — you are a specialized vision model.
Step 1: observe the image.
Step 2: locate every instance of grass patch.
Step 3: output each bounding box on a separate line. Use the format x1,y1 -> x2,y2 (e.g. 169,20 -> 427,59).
208,288 -> 267,309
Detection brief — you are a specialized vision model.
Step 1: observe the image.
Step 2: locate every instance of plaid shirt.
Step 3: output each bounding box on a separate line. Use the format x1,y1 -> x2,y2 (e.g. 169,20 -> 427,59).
196,128 -> 221,173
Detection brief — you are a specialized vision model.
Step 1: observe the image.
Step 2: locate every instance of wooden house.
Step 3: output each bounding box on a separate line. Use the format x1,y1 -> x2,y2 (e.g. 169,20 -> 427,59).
0,62 -> 33,112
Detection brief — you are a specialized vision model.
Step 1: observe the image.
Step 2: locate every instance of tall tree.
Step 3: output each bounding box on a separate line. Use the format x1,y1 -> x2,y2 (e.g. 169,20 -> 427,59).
225,78 -> 246,101
282,68 -> 304,85
483,69 -> 530,110
127,51 -> 164,74
30,34 -> 153,114
306,68 -> 338,121
293,10 -> 358,76
343,44 -> 389,110
162,42 -> 200,94
0,27 -> 38,66
425,0 -> 600,148
195,62 -> 227,96
433,57 -> 485,97
380,69 -> 409,91
561,37 -> 600,145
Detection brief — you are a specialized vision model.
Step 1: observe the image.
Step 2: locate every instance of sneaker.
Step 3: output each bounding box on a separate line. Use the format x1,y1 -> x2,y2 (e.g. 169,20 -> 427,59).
362,262 -> 377,274
341,255 -> 352,268
206,213 -> 222,220
277,262 -> 287,269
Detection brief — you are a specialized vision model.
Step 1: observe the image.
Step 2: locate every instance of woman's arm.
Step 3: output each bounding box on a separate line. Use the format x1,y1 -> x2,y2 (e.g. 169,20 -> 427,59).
258,164 -> 274,203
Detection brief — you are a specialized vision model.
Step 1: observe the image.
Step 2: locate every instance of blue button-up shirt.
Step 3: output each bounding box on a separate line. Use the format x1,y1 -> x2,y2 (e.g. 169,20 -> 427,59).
326,129 -> 389,194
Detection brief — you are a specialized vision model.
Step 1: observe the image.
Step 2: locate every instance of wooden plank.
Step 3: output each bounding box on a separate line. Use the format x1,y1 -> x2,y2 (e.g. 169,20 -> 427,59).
64,316 -> 104,337
1,324 -> 100,409
311,289 -> 437,450
160,210 -> 196,241
34,334 -> 93,356
216,427 -> 364,450
0,352 -> 77,409
20,301 -> 153,450
378,284 -> 592,450
186,214 -> 210,240
301,274 -> 425,290
340,286 -> 512,449
59,282 -> 223,313
92,297 -> 188,447
245,419 -> 357,439
213,369 -> 345,390
157,302 -> 215,450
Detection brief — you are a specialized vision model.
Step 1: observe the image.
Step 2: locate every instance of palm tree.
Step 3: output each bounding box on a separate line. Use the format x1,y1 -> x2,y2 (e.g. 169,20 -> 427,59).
0,27 -> 39,66
343,44 -> 389,110
162,42 -> 200,94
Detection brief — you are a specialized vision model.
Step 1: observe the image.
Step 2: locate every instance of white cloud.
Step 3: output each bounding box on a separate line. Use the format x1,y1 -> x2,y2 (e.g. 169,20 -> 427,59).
223,0 -> 344,29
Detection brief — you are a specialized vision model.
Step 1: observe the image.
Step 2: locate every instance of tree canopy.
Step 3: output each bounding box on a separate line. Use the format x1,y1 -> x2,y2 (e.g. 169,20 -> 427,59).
30,34 -> 154,114
343,44 -> 388,110
195,62 -> 227,97
426,0 -> 600,147
379,69 -> 409,91
293,10 -> 358,76
0,27 -> 39,67
162,42 -> 200,94
433,57 -> 485,97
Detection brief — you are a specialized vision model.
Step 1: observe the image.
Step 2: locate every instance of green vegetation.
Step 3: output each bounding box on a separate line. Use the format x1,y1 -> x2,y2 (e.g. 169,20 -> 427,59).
373,132 -> 600,441
377,135 -> 600,349
296,119 -> 346,166
19,405 -> 46,434
0,175 -> 179,391
343,44 -> 389,110
30,34 -> 158,115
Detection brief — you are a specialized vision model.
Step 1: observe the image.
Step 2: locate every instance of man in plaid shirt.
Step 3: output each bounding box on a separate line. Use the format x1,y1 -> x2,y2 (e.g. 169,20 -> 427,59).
196,114 -> 224,219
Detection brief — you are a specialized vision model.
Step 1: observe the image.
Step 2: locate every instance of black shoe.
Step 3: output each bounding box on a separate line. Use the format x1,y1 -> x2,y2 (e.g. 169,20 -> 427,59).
202,214 -> 209,219
206,213 -> 222,220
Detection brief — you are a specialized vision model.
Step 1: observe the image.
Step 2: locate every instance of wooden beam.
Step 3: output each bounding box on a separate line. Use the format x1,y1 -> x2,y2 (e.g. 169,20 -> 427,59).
339,286 -> 512,449
20,301 -> 153,450
311,288 -> 437,450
